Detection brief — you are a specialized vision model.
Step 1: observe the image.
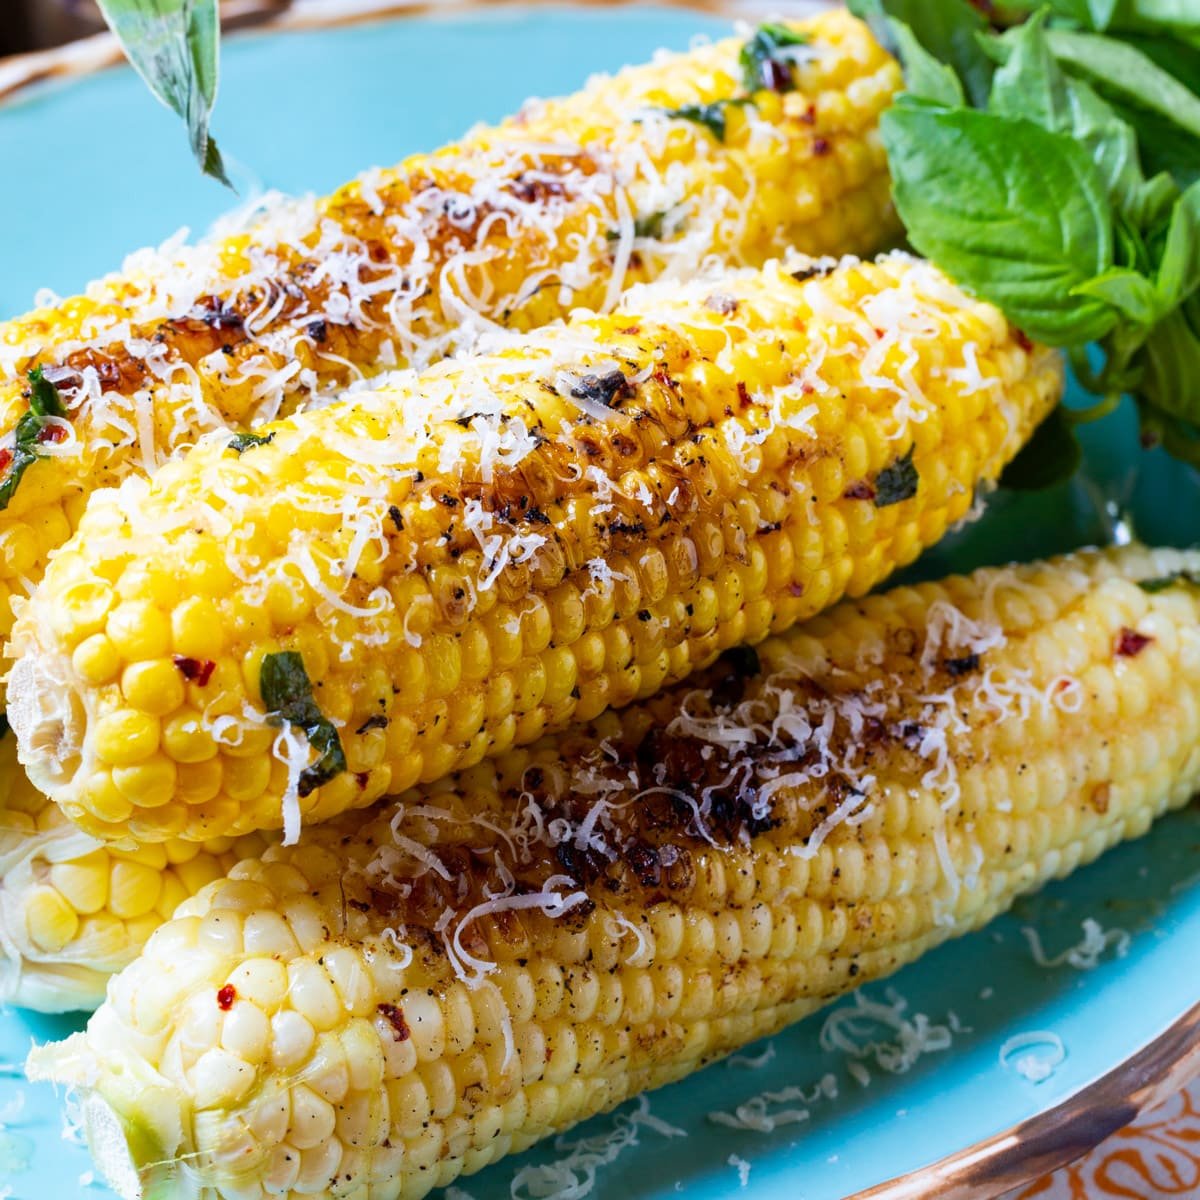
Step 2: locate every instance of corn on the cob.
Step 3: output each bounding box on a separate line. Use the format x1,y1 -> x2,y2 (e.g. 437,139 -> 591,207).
9,253 -> 1061,845
0,11 -> 901,700
0,734 -> 270,1012
29,544 -> 1200,1200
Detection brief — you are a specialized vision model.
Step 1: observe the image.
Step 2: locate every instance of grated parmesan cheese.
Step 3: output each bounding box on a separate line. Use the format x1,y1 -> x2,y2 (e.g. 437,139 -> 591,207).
1021,918 -> 1131,970
1000,1031 -> 1066,1083
727,1154 -> 752,1187
510,1095 -> 685,1200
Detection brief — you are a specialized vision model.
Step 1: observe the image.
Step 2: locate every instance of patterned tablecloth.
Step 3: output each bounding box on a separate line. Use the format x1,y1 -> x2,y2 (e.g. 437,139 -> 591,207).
1004,1080 -> 1200,1199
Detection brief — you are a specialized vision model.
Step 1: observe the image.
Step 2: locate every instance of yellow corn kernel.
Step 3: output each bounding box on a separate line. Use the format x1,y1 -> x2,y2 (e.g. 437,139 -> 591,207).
93,711 -> 160,766
32,544 -> 1200,1199
13,254 -> 1060,843
48,851 -> 110,915
25,887 -> 80,953
121,659 -> 186,716
0,8 -> 900,715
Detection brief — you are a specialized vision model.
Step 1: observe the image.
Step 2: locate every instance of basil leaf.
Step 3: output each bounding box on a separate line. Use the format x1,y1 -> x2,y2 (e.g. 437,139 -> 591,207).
96,0 -> 230,187
260,651 -> 347,797
1155,180 -> 1200,306
893,21 -> 967,105
739,23 -> 811,94
1121,103 -> 1200,188
1123,33 -> 1200,90
1138,292 -> 1200,422
882,104 -> 1117,344
850,0 -> 994,106
28,367 -> 68,422
1047,29 -> 1200,142
989,14 -> 1071,131
874,447 -> 919,506
1111,1 -> 1200,40
1073,266 -> 1162,322
660,102 -> 728,141
227,431 -> 275,454
999,405 -> 1083,490
848,0 -> 965,105
0,369 -> 69,513
1139,570 -> 1200,592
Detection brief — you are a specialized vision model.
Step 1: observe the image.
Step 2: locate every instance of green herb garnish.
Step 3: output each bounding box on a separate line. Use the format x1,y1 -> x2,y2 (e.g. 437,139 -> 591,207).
0,368 -> 69,513
607,210 -> 674,241
874,447 -> 920,506
260,651 -> 347,797
1139,570 -> 1200,592
227,431 -> 275,454
847,0 -> 1200,480
97,0 -> 230,187
740,23 -> 811,94
660,101 -> 732,141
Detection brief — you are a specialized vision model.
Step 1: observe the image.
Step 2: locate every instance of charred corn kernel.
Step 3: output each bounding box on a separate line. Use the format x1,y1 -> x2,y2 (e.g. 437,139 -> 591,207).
0,11 -> 900,707
0,736 -> 271,1012
33,545 -> 1200,1198
12,255 -> 1061,843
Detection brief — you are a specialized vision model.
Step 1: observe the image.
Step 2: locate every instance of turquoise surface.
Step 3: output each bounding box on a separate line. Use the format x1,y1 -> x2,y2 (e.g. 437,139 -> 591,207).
0,7 -> 1197,1200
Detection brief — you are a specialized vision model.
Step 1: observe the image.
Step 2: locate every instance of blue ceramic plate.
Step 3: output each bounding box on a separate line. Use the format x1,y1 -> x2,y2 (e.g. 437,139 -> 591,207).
0,7 -> 1198,1200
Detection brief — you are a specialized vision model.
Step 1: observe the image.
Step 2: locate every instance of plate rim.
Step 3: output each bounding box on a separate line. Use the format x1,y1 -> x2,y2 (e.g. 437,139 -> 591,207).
0,4 -> 1197,1197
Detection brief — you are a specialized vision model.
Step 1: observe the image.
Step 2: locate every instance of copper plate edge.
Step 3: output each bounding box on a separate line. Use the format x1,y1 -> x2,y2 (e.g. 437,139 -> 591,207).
0,3 -> 1196,1198
852,1000 -> 1200,1200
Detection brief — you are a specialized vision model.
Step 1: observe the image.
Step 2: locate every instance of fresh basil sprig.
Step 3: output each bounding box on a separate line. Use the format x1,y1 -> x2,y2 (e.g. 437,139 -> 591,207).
96,0 -> 230,187
850,0 -> 1200,481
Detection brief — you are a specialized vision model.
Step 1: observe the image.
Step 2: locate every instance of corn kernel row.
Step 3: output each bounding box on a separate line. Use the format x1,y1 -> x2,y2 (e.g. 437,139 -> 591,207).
30,544 -> 1200,1198
10,254 -> 1062,843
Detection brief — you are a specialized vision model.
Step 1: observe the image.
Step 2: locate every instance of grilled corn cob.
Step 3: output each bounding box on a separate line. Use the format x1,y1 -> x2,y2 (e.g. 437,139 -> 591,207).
29,544 -> 1200,1200
0,11 -> 901,700
0,734 -> 269,1012
9,253 -> 1061,845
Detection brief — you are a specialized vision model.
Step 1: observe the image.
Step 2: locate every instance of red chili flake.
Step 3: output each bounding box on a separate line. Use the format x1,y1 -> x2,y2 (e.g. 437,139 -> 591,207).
173,655 -> 216,686
736,381 -> 752,407
799,103 -> 817,126
812,136 -> 831,157
377,1002 -> 411,1041
843,481 -> 876,501
1115,627 -> 1152,657
36,423 -> 67,445
216,984 -> 236,1011
788,582 -> 805,597
1013,328 -> 1034,352
1054,678 -> 1072,692
762,59 -> 792,92
1140,429 -> 1160,450
0,449 -> 11,475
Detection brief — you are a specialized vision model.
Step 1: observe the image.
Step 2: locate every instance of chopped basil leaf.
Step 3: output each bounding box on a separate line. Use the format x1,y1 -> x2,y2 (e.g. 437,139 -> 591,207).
0,368 -> 69,513
260,651 -> 347,797
660,101 -> 729,141
607,211 -> 671,241
740,23 -> 810,94
227,431 -> 276,454
873,447 -> 920,507
1139,570 -> 1200,592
